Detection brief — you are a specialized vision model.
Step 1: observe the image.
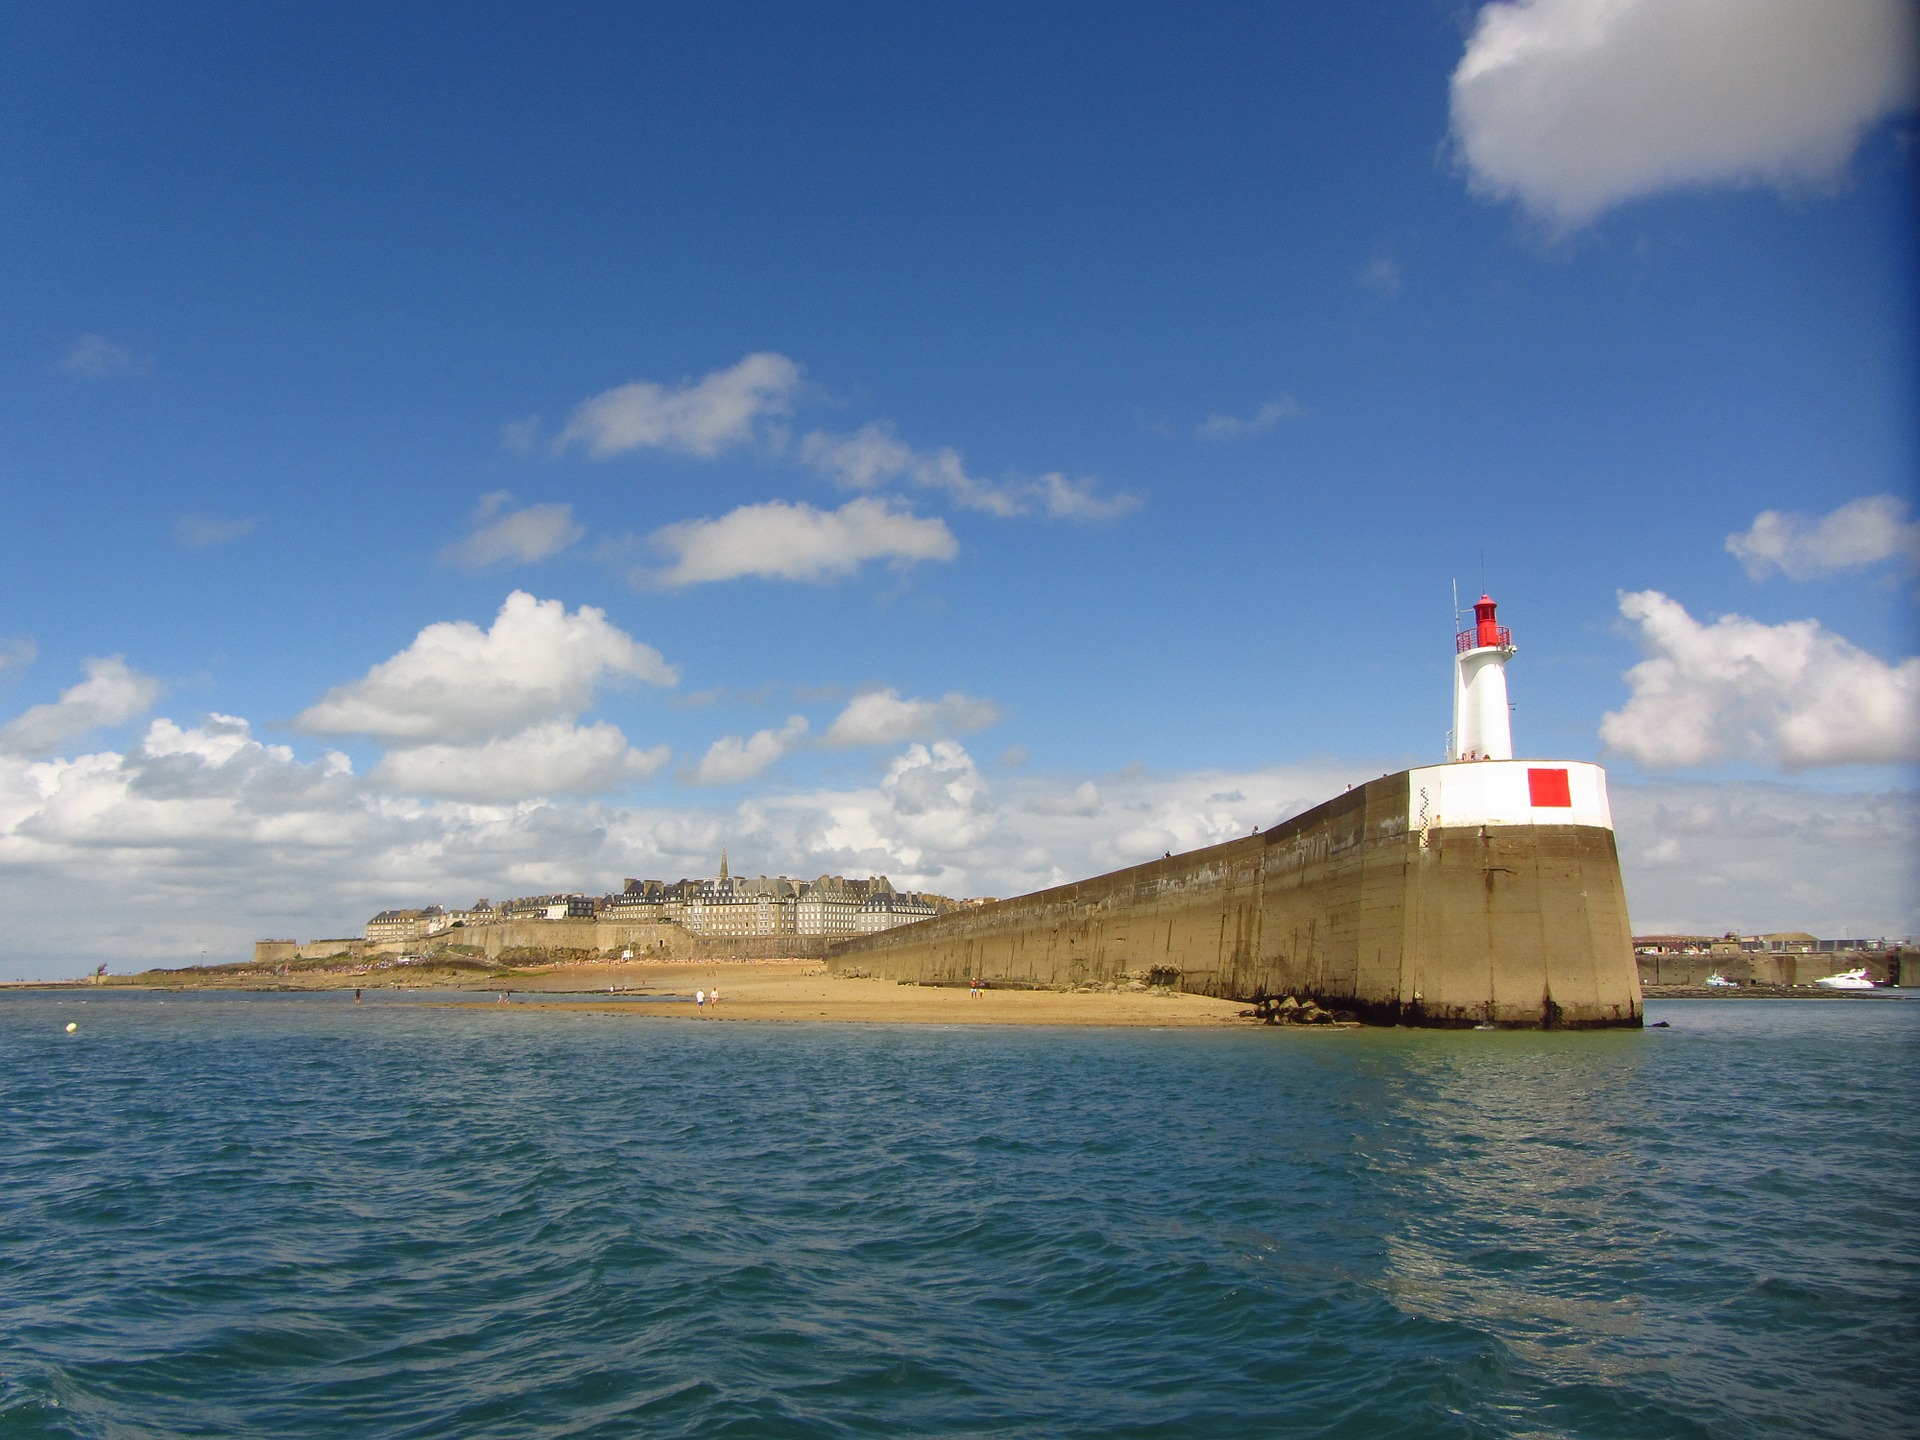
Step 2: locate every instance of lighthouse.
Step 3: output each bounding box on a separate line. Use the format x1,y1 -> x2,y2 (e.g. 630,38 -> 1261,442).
1451,594 -> 1515,761
829,582 -> 1639,1029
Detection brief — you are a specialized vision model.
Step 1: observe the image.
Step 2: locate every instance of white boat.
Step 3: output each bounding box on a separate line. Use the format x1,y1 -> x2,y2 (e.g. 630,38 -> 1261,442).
1814,967 -> 1876,991
1704,973 -> 1737,988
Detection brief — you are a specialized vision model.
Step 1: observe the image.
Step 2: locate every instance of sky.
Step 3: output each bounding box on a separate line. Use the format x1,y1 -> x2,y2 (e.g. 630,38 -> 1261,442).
1,0 -> 1915,978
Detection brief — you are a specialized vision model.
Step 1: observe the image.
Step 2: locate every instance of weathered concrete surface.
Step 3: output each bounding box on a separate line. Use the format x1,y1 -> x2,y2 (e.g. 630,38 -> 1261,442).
827,769 -> 1641,1029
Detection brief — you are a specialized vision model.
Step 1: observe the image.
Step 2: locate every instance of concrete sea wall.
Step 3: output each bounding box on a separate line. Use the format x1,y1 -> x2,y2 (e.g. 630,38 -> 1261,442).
827,768 -> 1641,1028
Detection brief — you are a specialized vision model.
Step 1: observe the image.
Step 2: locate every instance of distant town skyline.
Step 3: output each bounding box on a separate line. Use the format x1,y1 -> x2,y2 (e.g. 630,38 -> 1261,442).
0,1 -> 1914,977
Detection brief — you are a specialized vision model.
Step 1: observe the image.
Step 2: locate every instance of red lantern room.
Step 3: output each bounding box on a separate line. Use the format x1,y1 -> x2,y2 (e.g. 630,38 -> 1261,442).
1456,594 -> 1514,654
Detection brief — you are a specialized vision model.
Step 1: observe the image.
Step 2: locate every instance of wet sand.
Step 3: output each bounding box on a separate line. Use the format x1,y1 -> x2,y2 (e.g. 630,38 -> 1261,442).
470,960 -> 1257,1027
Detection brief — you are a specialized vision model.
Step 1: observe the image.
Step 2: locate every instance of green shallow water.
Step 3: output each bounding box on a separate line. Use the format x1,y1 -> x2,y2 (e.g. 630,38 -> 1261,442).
1,992 -> 1914,1438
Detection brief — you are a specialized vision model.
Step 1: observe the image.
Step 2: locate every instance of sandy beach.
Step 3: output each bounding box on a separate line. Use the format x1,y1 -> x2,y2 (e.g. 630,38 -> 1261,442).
454,960 -> 1258,1027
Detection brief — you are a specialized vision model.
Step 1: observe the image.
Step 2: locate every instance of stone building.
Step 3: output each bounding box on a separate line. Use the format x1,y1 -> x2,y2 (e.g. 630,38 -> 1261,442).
364,906 -> 450,944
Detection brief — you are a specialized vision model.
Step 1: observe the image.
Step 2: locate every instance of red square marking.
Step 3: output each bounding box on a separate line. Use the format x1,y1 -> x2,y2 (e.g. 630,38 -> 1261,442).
1528,768 -> 1572,807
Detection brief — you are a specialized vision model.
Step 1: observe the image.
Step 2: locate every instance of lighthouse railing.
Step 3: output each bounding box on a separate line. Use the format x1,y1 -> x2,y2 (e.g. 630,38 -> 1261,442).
1456,625 -> 1512,654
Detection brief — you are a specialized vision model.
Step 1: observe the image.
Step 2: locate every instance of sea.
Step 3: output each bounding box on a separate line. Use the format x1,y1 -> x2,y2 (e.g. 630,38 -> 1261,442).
0,991 -> 1913,1439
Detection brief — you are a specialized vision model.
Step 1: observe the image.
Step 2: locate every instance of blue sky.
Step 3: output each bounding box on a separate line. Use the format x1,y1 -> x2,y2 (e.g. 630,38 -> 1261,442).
1,1 -> 1915,975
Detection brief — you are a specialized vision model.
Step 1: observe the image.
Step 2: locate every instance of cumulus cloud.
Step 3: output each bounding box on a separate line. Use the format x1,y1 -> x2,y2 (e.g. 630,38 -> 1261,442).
801,424 -> 1140,521
61,333 -> 148,380
372,721 -> 667,802
690,716 -> 809,785
556,352 -> 802,459
643,498 -> 958,588
1725,494 -> 1920,581
295,591 -> 676,745
822,689 -> 1003,748
173,514 -> 256,549
760,746 -> 1361,895
2,699 -> 1910,978
0,656 -> 161,757
1599,590 -> 1920,769
443,494 -> 585,569
1026,780 -> 1102,817
1450,0 -> 1920,228
137,713 -> 306,769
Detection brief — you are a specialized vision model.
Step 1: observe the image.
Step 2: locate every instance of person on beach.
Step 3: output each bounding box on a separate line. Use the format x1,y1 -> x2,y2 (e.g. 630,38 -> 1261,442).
354,988 -> 361,1003
696,988 -> 705,1010
710,985 -> 719,1006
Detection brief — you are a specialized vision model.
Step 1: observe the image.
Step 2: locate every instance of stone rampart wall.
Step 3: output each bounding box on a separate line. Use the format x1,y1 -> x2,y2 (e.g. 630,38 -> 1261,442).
827,769 -> 1641,1028
1638,951 -> 1910,987
462,918 -> 831,961
299,938 -> 367,961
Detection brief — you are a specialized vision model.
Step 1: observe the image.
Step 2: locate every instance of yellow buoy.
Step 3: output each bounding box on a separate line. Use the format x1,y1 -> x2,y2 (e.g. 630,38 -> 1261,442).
65,1022 -> 77,1033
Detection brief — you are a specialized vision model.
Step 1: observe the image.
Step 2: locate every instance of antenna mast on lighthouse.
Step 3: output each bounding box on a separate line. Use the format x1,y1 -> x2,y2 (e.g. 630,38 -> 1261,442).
1450,593 -> 1516,761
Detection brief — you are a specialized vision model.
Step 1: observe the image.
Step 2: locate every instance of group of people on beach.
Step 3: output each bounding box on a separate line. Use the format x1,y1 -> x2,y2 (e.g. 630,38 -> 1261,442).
695,985 -> 719,1011
968,978 -> 986,998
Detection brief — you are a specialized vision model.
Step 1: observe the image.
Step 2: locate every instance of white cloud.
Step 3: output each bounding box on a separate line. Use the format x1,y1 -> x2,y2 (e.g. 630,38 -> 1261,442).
0,656 -> 161,757
556,352 -> 802,459
759,746 -> 1360,896
1599,590 -> 1920,769
1,705 -> 1910,978
547,358 -> 1135,522
690,716 -> 809,785
822,689 -> 1003,748
443,494 -> 584,569
801,424 -> 1140,521
295,591 -> 676,745
644,498 -> 958,588
0,726 -> 1348,969
1612,779 -> 1917,938
1026,779 -> 1102,817
174,514 -> 256,549
1197,397 -> 1303,441
773,740 -> 1000,875
372,721 -> 668,802
1726,494 -> 1920,581
61,333 -> 148,380
799,424 -> 919,491
1033,473 -> 1141,521
1450,0 -> 1920,228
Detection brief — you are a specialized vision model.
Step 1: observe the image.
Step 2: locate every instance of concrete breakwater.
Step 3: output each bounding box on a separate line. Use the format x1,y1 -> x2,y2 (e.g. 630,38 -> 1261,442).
827,765 -> 1642,1029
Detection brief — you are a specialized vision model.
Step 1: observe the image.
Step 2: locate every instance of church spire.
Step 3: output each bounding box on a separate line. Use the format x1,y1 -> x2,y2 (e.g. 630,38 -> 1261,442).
719,845 -> 729,882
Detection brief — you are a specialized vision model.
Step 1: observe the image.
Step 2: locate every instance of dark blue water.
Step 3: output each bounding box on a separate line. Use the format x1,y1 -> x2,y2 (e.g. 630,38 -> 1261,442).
2,993 -> 1914,1438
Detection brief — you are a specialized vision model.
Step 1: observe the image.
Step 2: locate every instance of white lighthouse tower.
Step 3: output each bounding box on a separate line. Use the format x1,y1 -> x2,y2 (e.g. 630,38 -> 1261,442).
1450,593 -> 1516,761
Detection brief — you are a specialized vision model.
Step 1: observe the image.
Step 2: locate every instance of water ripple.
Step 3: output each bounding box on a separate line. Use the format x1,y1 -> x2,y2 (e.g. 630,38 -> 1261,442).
0,992 -> 1914,1437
